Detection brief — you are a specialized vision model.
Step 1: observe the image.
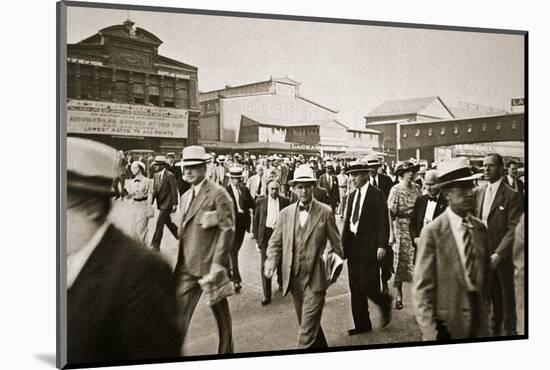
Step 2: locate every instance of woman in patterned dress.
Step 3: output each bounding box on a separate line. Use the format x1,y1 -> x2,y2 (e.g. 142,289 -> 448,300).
124,161 -> 154,245
387,160 -> 422,309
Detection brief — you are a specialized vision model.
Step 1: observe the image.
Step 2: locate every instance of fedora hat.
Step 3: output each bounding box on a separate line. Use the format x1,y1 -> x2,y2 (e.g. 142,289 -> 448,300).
362,153 -> 382,168
435,157 -> 483,189
288,164 -> 318,185
346,160 -> 370,174
226,166 -> 244,178
67,137 -> 117,195
181,146 -> 209,167
394,160 -> 420,176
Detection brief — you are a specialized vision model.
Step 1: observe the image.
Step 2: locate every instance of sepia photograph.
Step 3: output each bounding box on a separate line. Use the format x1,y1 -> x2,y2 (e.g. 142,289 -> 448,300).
58,1 -> 526,368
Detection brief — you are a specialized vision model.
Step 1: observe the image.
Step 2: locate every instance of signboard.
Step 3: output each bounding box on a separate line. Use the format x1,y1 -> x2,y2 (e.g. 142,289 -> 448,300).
67,100 -> 188,138
511,98 -> 525,106
290,143 -> 320,151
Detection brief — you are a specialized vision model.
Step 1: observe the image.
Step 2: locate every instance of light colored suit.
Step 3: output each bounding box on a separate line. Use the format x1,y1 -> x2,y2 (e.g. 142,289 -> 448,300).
413,211 -> 491,341
174,178 -> 235,354
265,199 -> 343,348
246,174 -> 267,199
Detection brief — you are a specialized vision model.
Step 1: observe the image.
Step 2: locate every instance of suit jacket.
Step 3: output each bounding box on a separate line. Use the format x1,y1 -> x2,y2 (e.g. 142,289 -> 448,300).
289,186 -> 331,206
342,184 -> 390,262
372,173 -> 393,200
318,173 -> 340,207
225,183 -> 255,231
505,176 -> 524,197
246,174 -> 267,199
166,163 -> 184,193
152,170 -> 179,210
265,200 -> 344,296
412,212 -> 491,341
177,179 -> 235,277
410,193 -> 447,245
475,180 -> 523,259
67,226 -> 179,366
253,195 -> 291,247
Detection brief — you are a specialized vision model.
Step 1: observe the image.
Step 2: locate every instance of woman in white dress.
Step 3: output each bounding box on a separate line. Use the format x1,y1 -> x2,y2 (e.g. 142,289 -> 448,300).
124,161 -> 154,245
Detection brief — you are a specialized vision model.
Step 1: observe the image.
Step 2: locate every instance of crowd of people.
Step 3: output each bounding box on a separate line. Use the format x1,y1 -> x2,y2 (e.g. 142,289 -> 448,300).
66,137 -> 526,366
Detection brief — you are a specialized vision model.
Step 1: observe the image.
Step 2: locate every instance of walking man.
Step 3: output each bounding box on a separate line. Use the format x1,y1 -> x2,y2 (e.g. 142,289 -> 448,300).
342,159 -> 393,335
413,157 -> 491,340
253,179 -> 290,304
151,155 -> 179,252
318,162 -> 340,213
174,145 -> 235,354
265,165 -> 343,348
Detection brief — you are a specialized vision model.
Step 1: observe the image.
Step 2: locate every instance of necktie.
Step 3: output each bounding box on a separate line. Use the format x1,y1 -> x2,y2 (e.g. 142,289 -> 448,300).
461,217 -> 477,287
373,177 -> 378,188
352,189 -> 361,224
238,186 -> 244,211
327,174 -> 332,190
257,177 -> 262,196
482,186 -> 493,222
428,196 -> 437,202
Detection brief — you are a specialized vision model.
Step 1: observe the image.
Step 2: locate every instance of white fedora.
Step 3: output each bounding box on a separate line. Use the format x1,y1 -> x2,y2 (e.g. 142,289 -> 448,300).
435,157 -> 483,189
181,146 -> 209,167
288,164 -> 318,185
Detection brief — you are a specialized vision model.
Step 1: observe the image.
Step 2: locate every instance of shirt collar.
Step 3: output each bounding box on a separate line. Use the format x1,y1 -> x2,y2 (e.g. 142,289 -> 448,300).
193,177 -> 207,195
67,221 -> 111,289
489,178 -> 503,192
507,175 -> 515,184
359,181 -> 369,193
446,207 -> 465,230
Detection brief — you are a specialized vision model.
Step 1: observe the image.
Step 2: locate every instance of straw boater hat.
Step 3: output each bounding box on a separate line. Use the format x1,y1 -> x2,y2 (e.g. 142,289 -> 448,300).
346,158 -> 379,174
434,157 -> 483,189
152,155 -> 168,166
67,137 -> 117,195
362,153 -> 382,168
166,152 -> 175,158
216,155 -> 226,163
394,160 -> 420,176
226,166 -> 244,178
130,160 -> 146,174
288,164 -> 318,186
180,146 -> 210,167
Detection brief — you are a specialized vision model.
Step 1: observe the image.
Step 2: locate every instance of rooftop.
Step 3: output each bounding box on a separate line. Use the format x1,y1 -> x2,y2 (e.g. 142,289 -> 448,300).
366,96 -> 452,118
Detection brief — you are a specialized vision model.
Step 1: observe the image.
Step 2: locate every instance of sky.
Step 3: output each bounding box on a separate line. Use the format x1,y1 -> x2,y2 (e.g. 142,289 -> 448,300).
66,6 -> 525,128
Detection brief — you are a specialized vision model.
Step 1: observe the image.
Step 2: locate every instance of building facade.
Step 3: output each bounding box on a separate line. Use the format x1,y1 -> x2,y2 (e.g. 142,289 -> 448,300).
66,20 -> 200,154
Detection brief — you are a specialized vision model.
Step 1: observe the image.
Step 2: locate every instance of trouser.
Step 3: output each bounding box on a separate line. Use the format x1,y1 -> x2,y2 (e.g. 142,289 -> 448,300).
151,209 -> 178,251
490,261 -> 517,335
260,227 -> 282,299
112,175 -> 127,198
347,260 -> 392,330
229,214 -> 247,284
174,269 -> 233,354
289,279 -> 328,349
338,193 -> 347,216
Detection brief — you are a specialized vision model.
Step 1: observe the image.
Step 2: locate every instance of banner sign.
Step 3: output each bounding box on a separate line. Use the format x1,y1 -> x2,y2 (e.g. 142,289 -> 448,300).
67,100 -> 188,138
290,143 -> 320,151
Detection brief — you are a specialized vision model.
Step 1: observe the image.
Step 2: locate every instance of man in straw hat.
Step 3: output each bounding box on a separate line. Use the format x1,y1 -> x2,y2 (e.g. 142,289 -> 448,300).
413,157 -> 491,341
66,138 -> 179,365
265,164 -> 343,348
318,161 -> 339,213
174,145 -> 235,354
341,159 -> 393,335
475,153 -> 523,336
225,166 -> 255,292
150,155 -> 179,252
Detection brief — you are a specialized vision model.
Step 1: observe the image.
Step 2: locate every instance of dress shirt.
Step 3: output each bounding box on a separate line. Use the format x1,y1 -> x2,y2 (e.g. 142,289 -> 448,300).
298,201 -> 311,227
184,177 -> 206,214
326,173 -> 332,190
482,178 -> 502,224
507,175 -> 517,191
230,183 -> 244,213
158,168 -> 166,183
446,208 -> 476,291
424,198 -> 438,225
370,174 -> 379,188
265,196 -> 280,229
349,181 -> 369,234
67,221 -> 111,289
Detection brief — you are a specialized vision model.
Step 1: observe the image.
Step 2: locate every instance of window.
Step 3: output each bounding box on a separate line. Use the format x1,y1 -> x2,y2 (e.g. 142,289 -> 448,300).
496,122 -> 502,131
440,127 -> 445,135
511,121 -> 517,130
402,130 -> 407,138
428,128 -> 433,136
468,125 -> 473,133
482,123 -> 487,132
454,125 -> 459,134
415,129 -> 420,137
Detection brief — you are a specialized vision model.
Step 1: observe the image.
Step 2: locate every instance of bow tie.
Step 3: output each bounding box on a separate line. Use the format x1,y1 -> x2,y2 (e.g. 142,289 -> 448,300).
428,196 -> 437,202
298,203 -> 311,212
134,179 -> 141,182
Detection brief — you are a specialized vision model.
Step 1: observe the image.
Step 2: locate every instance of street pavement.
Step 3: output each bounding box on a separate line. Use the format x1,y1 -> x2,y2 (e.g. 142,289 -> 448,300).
109,198 -> 423,356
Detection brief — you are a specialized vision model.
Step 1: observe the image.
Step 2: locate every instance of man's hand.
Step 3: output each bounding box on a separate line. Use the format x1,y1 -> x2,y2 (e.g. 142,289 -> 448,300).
255,242 -> 261,254
414,237 -> 420,246
264,262 -> 275,278
171,205 -> 177,213
377,248 -> 386,261
490,253 -> 502,269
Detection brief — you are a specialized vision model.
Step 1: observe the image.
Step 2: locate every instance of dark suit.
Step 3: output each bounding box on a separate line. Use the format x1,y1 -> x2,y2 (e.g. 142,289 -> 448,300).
151,169 -> 179,251
226,183 -> 255,284
290,186 -> 330,206
342,184 -> 392,331
318,172 -> 340,212
67,225 -> 179,366
476,180 -> 523,335
410,193 -> 447,249
167,163 -> 185,195
253,195 -> 290,300
371,173 -> 393,201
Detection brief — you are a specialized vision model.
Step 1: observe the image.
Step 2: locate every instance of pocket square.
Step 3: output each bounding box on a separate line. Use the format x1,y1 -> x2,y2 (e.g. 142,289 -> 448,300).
499,205 -> 505,211
200,211 -> 219,229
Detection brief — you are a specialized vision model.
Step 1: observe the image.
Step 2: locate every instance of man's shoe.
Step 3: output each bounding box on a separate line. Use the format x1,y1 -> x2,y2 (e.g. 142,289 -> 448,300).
347,327 -> 372,336
380,303 -> 392,328
261,297 -> 271,305
234,282 -> 242,293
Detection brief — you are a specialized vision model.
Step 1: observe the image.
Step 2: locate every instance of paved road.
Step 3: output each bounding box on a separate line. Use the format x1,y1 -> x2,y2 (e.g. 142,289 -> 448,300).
109,199 -> 423,355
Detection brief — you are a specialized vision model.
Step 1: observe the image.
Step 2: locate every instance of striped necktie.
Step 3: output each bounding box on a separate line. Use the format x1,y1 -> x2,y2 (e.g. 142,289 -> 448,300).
461,217 -> 477,288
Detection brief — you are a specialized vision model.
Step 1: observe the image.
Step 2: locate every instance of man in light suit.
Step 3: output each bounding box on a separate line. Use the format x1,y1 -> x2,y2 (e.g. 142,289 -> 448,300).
318,162 -> 340,213
413,157 -> 491,341
476,153 -> 523,336
246,165 -> 267,200
174,146 -> 235,354
505,160 -> 524,202
151,156 -> 179,252
253,179 -> 290,305
342,159 -> 392,335
265,165 -> 344,349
